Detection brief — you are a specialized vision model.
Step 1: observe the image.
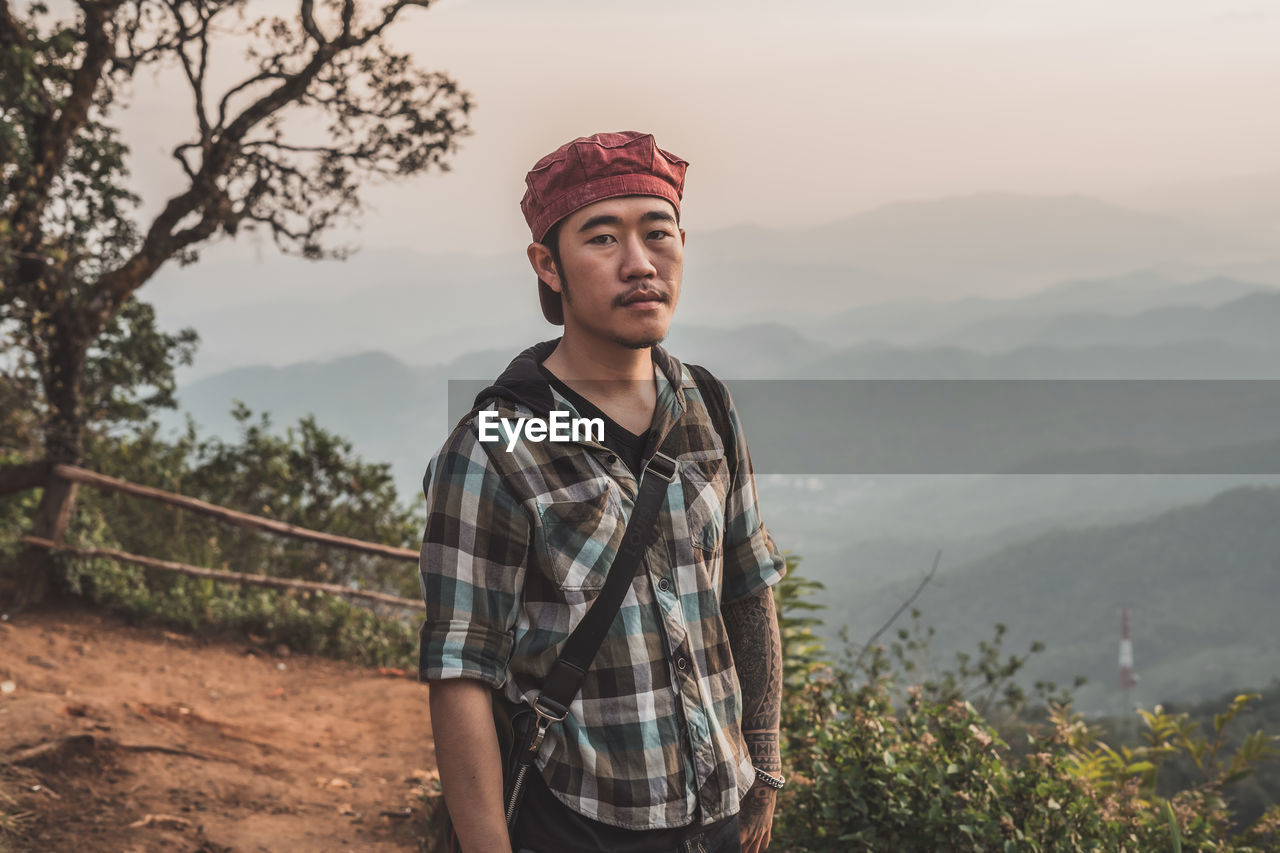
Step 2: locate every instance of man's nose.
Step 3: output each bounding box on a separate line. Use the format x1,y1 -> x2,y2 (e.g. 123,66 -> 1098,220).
619,233 -> 658,280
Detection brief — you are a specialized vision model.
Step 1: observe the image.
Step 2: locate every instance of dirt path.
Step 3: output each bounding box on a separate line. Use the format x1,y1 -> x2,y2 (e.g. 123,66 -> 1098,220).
0,604 -> 439,852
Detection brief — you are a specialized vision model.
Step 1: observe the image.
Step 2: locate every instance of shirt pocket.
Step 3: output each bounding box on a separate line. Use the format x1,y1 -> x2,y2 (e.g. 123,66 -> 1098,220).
535,483 -> 623,591
680,454 -> 729,553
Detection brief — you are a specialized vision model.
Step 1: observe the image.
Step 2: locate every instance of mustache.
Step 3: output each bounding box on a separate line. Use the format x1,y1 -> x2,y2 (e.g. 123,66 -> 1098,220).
614,288 -> 670,308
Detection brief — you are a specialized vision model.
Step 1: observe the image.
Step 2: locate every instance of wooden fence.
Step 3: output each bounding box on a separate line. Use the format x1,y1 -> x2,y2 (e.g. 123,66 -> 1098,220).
13,463 -> 425,611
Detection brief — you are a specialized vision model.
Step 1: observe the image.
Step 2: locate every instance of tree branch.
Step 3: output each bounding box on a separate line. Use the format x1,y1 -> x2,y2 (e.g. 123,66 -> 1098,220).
88,0 -> 467,328
162,0 -> 212,140
299,0 -> 325,44
7,0 -> 123,267
853,550 -> 942,674
0,0 -> 54,116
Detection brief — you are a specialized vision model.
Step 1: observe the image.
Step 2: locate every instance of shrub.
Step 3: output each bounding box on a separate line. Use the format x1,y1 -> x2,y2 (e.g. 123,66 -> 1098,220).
770,568 -> 1279,852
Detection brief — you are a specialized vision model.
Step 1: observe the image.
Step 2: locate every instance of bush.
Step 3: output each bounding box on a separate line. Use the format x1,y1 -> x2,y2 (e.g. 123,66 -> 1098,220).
770,569 -> 1280,852
59,547 -> 418,668
2,405 -> 425,669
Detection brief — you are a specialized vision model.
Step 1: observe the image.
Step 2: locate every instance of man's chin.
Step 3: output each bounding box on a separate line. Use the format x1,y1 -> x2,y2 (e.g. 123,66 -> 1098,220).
609,315 -> 671,350
615,333 -> 667,350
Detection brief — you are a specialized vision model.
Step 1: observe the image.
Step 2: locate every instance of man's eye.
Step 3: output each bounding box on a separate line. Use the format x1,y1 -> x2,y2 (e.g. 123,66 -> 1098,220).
648,231 -> 671,240
588,234 -> 615,245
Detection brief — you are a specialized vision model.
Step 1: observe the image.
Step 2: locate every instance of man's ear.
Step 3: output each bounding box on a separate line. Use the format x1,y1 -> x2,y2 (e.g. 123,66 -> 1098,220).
679,227 -> 686,247
527,242 -> 562,294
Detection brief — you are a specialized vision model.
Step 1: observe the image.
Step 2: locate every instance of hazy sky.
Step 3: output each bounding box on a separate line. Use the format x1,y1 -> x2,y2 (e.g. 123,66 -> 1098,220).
115,0 -> 1280,258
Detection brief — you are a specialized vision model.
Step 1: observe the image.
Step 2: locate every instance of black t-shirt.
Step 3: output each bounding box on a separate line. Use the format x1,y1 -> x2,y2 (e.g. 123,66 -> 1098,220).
538,364 -> 651,478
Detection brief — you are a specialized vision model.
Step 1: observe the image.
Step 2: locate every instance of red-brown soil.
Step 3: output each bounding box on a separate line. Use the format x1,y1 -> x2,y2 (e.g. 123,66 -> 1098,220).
0,604 -> 438,852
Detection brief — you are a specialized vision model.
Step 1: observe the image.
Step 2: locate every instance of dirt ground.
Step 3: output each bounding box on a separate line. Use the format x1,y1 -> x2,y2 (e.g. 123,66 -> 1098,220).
0,604 -> 439,852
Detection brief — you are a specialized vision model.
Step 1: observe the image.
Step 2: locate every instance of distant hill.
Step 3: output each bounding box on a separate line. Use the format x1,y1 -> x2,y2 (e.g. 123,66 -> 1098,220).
147,248 -> 554,378
804,273 -> 1273,348
694,193 -> 1276,298
147,195 -> 1280,377
937,289 -> 1280,352
1107,171 -> 1280,238
789,340 -> 1280,379
170,351 -> 455,499
832,486 -> 1280,712
171,333 -> 1280,497
662,322 -> 832,378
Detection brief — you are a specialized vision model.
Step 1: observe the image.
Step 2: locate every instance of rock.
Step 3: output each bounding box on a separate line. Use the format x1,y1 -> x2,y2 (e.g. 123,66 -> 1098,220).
128,814 -> 194,831
380,807 -> 413,819
27,654 -> 58,670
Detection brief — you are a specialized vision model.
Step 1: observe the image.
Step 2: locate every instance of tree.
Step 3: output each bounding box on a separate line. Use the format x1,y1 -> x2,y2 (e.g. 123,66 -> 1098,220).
0,0 -> 472,605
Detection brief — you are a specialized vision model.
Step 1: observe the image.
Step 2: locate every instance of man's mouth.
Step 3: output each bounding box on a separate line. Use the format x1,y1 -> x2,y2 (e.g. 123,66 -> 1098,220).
620,290 -> 666,307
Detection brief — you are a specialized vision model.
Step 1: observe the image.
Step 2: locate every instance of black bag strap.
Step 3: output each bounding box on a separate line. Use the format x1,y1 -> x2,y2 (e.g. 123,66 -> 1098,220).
533,447 -> 678,722
527,364 -> 736,718
445,392 -> 683,730
499,445 -> 679,841
493,366 -> 740,843
686,363 -> 737,493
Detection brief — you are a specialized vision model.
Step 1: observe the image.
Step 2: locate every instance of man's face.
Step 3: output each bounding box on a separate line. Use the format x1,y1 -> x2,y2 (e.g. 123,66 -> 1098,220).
530,195 -> 685,350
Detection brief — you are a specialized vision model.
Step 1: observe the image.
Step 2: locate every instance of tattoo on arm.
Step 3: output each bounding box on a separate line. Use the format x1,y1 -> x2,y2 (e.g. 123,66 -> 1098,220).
722,587 -> 783,774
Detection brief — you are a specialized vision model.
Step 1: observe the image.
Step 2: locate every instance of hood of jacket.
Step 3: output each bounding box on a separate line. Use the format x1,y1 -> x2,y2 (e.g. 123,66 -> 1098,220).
471,337 -> 684,419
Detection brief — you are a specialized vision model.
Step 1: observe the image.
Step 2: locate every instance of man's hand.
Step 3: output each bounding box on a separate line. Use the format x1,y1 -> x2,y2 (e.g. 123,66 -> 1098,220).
739,780 -> 777,852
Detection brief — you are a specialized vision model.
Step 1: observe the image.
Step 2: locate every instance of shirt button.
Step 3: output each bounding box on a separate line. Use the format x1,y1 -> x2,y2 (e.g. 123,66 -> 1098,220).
657,577 -> 671,592
604,453 -> 618,465
676,656 -> 689,671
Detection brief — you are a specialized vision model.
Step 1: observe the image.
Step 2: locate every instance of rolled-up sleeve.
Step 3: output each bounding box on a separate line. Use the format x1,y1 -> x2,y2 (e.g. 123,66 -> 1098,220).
716,382 -> 787,604
417,423 -> 531,687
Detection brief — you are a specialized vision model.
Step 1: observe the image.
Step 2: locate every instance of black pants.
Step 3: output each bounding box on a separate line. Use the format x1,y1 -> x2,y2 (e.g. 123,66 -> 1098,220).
512,770 -> 742,853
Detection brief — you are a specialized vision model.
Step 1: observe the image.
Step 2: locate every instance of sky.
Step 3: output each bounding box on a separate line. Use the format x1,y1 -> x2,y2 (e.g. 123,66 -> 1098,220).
107,0 -> 1280,261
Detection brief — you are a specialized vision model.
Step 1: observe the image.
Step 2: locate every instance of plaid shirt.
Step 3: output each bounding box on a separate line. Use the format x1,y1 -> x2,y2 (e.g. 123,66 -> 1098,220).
417,340 -> 785,830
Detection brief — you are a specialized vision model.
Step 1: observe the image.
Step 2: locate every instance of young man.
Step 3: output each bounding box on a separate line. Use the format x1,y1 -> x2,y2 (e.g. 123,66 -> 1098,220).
419,131 -> 786,853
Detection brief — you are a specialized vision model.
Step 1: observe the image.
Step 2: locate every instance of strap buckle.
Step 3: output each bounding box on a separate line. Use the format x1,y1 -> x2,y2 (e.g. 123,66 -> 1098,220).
646,451 -> 678,483
533,694 -> 569,725
527,694 -> 569,753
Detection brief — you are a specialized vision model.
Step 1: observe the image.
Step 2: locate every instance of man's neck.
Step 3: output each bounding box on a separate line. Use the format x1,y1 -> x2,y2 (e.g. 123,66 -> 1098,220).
540,334 -> 654,383
541,335 -> 658,435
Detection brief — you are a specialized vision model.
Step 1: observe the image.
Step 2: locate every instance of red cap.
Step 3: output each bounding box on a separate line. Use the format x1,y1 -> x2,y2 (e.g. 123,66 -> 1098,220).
521,131 -> 689,325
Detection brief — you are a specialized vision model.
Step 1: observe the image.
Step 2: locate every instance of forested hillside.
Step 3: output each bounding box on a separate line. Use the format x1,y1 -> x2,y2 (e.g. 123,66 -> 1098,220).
823,485 -> 1280,712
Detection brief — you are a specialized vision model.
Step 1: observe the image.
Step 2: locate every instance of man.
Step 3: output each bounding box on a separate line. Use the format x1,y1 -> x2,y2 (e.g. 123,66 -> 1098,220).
419,131 -> 786,853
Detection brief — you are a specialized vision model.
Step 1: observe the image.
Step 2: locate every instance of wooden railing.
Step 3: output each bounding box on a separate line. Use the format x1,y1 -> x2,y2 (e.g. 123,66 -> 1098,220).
13,463 -> 424,611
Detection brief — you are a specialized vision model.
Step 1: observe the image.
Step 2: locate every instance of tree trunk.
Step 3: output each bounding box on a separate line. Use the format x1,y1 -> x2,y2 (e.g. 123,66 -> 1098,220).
12,476 -> 79,607
0,460 -> 51,495
11,320 -> 88,610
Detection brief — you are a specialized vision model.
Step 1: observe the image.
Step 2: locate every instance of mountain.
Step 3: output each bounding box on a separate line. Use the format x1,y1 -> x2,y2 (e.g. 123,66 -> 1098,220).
1107,171 -> 1280,237
829,486 -> 1280,712
169,333 -> 1280,499
803,273 -> 1272,348
147,248 -> 551,379
146,195 -> 1280,378
169,351 -> 451,498
936,289 -> 1280,352
662,323 -> 831,378
694,193 -> 1277,299
789,340 -> 1280,379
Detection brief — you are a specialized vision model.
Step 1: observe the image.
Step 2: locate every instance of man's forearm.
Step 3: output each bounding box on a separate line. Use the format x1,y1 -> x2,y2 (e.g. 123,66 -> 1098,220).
429,678 -> 512,853
722,586 -> 783,773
